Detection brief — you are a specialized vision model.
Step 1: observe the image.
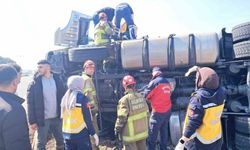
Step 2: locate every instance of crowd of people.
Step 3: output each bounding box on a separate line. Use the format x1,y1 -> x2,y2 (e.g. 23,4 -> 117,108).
0,3 -> 225,150
0,58 -> 225,150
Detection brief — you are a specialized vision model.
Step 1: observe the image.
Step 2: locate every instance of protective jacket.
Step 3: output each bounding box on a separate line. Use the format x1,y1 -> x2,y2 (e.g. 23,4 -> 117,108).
115,89 -> 149,143
183,88 -> 225,145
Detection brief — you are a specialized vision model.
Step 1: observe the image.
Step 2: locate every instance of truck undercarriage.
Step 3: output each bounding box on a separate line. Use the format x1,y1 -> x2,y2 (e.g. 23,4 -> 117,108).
47,11 -> 250,150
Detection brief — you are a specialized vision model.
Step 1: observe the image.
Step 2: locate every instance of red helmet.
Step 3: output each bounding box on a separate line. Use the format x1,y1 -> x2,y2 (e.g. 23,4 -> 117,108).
122,75 -> 136,88
83,60 -> 95,68
99,12 -> 107,19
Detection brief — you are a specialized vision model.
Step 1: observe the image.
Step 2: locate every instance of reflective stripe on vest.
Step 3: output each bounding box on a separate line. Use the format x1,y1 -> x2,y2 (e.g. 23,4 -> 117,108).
82,73 -> 96,107
123,111 -> 148,142
184,103 -> 224,144
62,103 -> 86,134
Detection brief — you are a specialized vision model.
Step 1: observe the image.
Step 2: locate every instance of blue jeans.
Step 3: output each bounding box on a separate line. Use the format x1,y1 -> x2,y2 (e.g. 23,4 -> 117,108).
65,137 -> 91,150
148,110 -> 171,150
37,118 -> 64,150
114,5 -> 136,39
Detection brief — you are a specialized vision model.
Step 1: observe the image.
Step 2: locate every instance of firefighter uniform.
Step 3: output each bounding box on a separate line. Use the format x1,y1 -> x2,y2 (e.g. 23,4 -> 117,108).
175,67 -> 225,150
115,88 -> 149,150
94,20 -> 114,46
82,72 -> 99,150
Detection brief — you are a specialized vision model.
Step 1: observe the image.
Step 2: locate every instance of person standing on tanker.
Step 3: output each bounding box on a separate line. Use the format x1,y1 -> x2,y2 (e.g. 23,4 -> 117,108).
115,75 -> 149,150
61,75 -> 99,150
114,3 -> 137,40
175,66 -> 225,150
94,12 -> 114,46
82,60 -> 99,150
144,67 -> 172,150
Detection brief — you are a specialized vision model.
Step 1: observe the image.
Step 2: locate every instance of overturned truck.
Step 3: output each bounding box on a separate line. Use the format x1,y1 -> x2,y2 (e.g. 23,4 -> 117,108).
47,11 -> 250,149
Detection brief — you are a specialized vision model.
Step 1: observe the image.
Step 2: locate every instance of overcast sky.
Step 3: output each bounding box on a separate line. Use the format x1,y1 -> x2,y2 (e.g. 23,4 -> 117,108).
0,0 -> 250,69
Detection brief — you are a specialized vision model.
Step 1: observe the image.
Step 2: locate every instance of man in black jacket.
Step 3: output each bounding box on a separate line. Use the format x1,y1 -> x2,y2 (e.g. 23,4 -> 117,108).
0,64 -> 31,150
27,60 -> 66,150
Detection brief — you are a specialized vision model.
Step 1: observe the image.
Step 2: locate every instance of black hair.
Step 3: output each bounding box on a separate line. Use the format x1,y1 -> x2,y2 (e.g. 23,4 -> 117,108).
0,64 -> 18,86
10,63 -> 22,73
37,59 -> 50,65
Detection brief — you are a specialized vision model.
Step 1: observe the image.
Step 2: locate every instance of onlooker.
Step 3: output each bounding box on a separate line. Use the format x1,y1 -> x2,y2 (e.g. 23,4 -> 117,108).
93,7 -> 115,26
82,60 -> 99,150
0,64 -> 31,150
144,67 -> 172,150
115,75 -> 149,150
175,67 -> 225,150
114,3 -> 137,39
94,12 -> 114,46
27,60 -> 65,150
61,75 -> 99,150
10,63 -> 22,84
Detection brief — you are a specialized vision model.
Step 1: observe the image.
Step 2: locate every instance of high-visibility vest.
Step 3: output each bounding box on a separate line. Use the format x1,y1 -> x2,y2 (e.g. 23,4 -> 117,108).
121,92 -> 149,143
183,96 -> 224,144
82,73 -> 96,108
62,103 -> 86,134
94,21 -> 111,45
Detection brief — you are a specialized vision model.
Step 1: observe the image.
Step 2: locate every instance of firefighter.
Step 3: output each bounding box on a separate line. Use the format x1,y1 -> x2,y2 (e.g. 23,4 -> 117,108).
175,66 -> 225,150
93,7 -> 115,26
115,75 -> 149,150
94,12 -> 114,46
144,67 -> 172,150
114,3 -> 137,40
82,60 -> 99,150
61,75 -> 99,150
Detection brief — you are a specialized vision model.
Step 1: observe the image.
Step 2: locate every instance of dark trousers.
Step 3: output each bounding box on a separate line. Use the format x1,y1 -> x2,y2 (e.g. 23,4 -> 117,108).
37,118 -> 64,150
65,137 -> 92,150
185,138 -> 223,150
148,110 -> 171,150
114,6 -> 136,39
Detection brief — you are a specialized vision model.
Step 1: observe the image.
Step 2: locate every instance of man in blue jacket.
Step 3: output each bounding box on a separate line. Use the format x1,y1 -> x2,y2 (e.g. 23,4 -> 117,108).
0,64 -> 31,150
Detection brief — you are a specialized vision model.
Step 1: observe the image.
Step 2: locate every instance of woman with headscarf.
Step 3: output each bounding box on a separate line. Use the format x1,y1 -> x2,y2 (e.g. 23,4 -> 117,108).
61,75 -> 99,150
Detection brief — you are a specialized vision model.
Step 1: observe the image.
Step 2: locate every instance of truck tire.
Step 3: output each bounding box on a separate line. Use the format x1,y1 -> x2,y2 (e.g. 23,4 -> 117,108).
233,41 -> 250,59
232,22 -> 250,43
235,132 -> 250,150
68,46 -> 110,62
169,110 -> 186,146
235,116 -> 250,135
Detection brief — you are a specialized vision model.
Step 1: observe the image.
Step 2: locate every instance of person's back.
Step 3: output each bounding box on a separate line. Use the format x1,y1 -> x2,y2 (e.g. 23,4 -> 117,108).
115,75 -> 149,150
144,67 -> 172,150
0,64 -> 31,150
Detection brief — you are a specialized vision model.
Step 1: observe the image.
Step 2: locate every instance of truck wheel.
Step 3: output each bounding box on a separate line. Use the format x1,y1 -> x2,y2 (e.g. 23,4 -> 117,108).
232,22 -> 250,43
235,132 -> 250,150
233,41 -> 250,59
68,46 -> 110,62
235,116 -> 250,135
169,110 -> 186,146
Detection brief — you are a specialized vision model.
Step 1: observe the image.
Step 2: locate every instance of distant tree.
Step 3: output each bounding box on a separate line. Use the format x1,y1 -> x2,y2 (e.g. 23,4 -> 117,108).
0,56 -> 16,64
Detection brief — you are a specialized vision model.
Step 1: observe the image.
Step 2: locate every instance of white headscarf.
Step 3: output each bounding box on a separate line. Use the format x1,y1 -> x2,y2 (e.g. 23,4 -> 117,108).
61,75 -> 84,118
